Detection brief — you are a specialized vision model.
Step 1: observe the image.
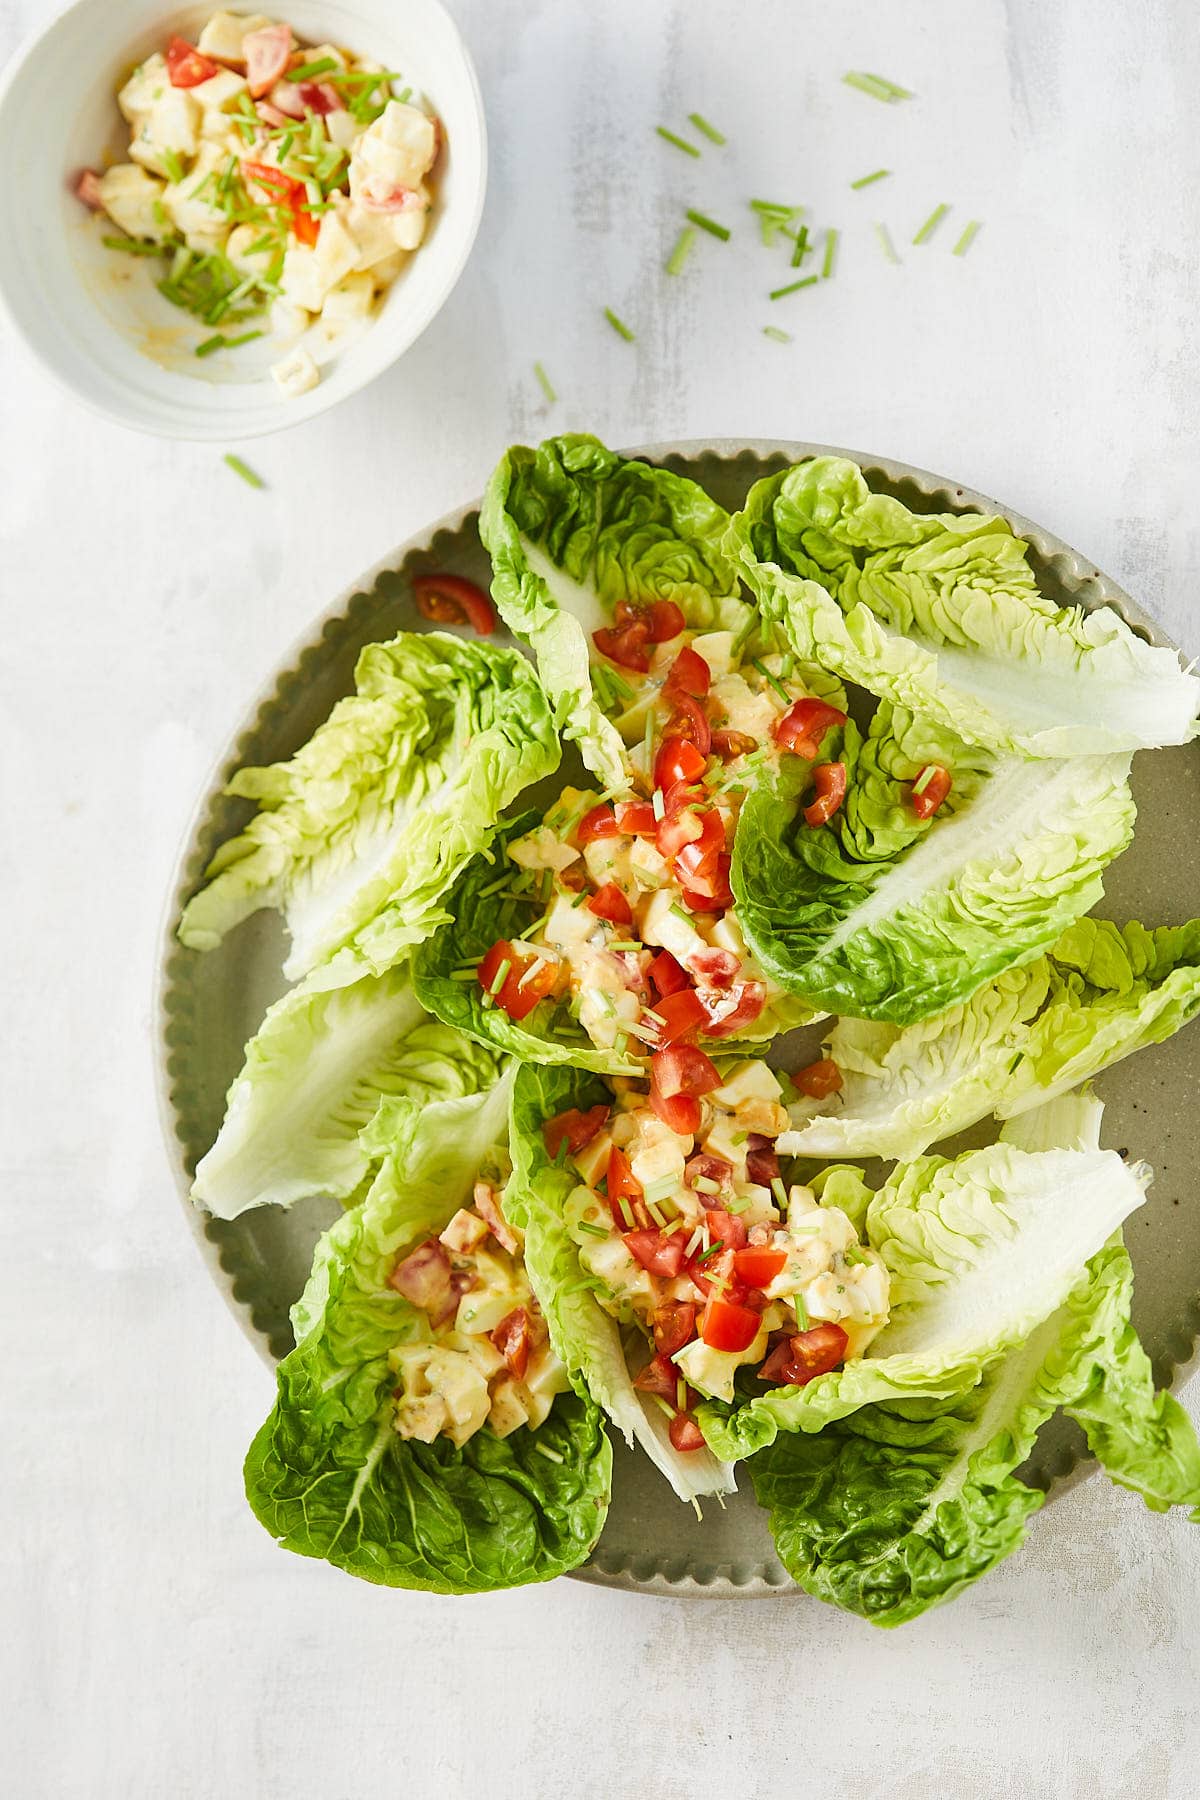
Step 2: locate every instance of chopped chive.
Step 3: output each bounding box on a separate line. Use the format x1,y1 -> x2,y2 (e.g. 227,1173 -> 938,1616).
488,958 -> 512,998
603,307 -> 635,341
1007,1050 -> 1025,1074
753,657 -> 793,703
697,1238 -> 726,1265
644,1176 -> 677,1205
570,889 -> 590,908
685,208 -> 731,242
850,169 -> 891,190
577,1219 -> 610,1239
688,111 -> 725,145
652,789 -> 666,821
668,902 -> 695,928
607,940 -> 641,953
874,222 -> 900,264
662,1216 -> 685,1236
448,969 -> 480,982
912,763 -> 938,796
479,873 -> 514,898
794,1294 -> 809,1331
692,1175 -> 721,1195
194,334 -> 226,358
616,1195 -> 636,1229
726,1195 -> 753,1215
843,70 -> 914,102
821,227 -> 839,279
289,56 -> 339,79
676,1376 -> 688,1410
223,454 -> 264,489
656,126 -> 701,158
666,226 -> 697,276
762,325 -> 792,343
768,275 -> 819,300
912,203 -> 949,245
100,234 -> 162,256
641,1007 -> 666,1026
646,1200 -> 668,1228
730,1131 -> 749,1147
651,1395 -> 677,1420
953,219 -> 982,257
534,1442 -> 565,1464
162,148 -> 184,184
771,1177 -> 788,1207
789,224 -> 810,268
533,360 -> 556,403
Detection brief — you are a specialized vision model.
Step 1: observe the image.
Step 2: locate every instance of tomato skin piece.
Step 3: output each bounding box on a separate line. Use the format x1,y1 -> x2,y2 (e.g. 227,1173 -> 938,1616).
788,1322 -> 849,1379
491,1307 -> 531,1381
542,1103 -> 609,1160
652,986 -> 710,1046
577,803 -> 620,844
669,1412 -> 706,1452
593,619 -> 650,671
704,1207 -> 748,1252
664,645 -> 712,700
655,790 -> 704,861
701,980 -> 767,1038
625,1228 -> 687,1279
649,949 -> 690,997
642,599 -> 687,642
166,35 -> 219,86
615,800 -> 657,837
734,1246 -> 787,1288
911,763 -> 953,819
687,1244 -> 739,1300
803,760 -> 847,827
664,693 -> 712,758
652,1044 -> 721,1100
480,938 -> 558,1022
653,1300 -> 698,1355
244,21 -> 294,97
655,735 -> 706,790
773,697 -> 847,759
792,1057 -> 843,1100
673,809 -> 726,896
587,882 -> 633,925
649,1088 -> 702,1136
711,728 -> 758,762
606,1144 -> 644,1213
680,853 -> 734,913
701,1295 -> 762,1353
633,1352 -> 680,1400
411,572 -> 495,635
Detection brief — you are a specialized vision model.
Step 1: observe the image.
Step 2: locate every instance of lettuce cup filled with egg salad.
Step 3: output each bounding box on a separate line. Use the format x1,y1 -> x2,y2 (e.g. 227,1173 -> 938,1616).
244,1076 -> 611,1591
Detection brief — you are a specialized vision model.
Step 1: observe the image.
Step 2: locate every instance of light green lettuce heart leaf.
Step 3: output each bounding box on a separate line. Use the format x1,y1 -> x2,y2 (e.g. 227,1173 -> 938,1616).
507,1061 -> 737,1504
178,631 -> 559,982
748,1236 -> 1200,1627
245,1075 -> 612,1592
733,697 -> 1135,1023
481,435 -> 748,787
192,963 -> 501,1220
781,917 -> 1200,1162
730,457 -> 1199,756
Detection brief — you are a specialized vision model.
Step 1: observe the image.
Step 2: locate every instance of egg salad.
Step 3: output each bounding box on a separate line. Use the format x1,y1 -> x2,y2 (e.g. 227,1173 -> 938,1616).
75,11 -> 440,392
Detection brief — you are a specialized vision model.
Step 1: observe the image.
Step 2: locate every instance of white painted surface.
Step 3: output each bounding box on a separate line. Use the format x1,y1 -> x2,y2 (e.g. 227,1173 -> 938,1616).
3,0 -> 1199,1794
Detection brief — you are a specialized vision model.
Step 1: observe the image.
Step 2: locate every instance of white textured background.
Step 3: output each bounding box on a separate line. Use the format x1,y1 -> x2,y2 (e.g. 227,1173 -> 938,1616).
3,1 -> 1199,1795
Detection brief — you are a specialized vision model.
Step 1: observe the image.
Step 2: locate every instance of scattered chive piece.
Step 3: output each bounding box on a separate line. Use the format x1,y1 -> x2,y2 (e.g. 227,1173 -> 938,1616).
850,168 -> 891,190
533,360 -> 556,403
771,1177 -> 788,1207
953,219 -> 982,257
479,873 -> 514,898
769,275 -> 819,300
666,226 -> 697,276
603,306 -> 635,341
762,325 -> 792,343
912,203 -> 949,245
534,1443 -> 565,1464
223,453 -> 264,489
100,234 -> 161,256
194,334 -> 226,358
794,1294 -> 809,1331
289,56 -> 339,79
874,222 -> 900,264
697,1238 -> 726,1265
842,70 -> 914,102
652,788 -> 666,821
577,1220 -> 609,1239
692,1175 -> 721,1195
668,902 -> 695,928
912,763 -> 938,796
651,1395 -> 677,1421
162,148 -> 185,184
790,223 -> 809,268
821,227 -> 839,279
754,657 -> 794,704
686,208 -> 731,242
488,957 -> 512,998
676,1376 -> 687,1410
656,125 -> 701,158
688,111 -> 725,145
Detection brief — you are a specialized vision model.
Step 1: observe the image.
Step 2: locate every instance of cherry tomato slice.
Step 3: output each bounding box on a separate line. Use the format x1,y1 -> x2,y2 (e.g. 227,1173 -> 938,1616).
787,1321 -> 849,1380
652,1044 -> 721,1099
663,645 -> 712,701
412,572 -> 495,635
687,1244 -> 737,1300
649,949 -> 690,997
541,1103 -> 609,1160
664,693 -> 712,758
606,1144 -> 644,1218
680,853 -> 734,913
674,810 -> 727,895
632,1352 -> 679,1400
791,1057 -> 843,1099
655,735 -> 707,790
669,1412 -> 706,1452
480,939 -> 558,1023
652,1300 -> 698,1356
701,1295 -> 762,1353
641,599 -> 687,643
244,21 -> 294,97
652,987 -> 710,1046
587,883 -> 633,926
490,1307 -> 531,1380
803,760 -> 847,827
911,763 -> 952,819
577,804 -> 620,844
773,697 -> 847,758
166,35 -> 219,86
700,980 -> 767,1038
615,800 -> 657,836
649,1089 -> 702,1136
593,620 -> 650,672
711,728 -> 758,762
733,1246 -> 787,1288
704,1207 -> 748,1252
624,1228 -> 687,1279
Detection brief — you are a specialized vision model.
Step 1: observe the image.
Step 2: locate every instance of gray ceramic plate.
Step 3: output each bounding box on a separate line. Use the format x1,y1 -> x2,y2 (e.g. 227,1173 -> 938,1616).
157,440 -> 1200,1597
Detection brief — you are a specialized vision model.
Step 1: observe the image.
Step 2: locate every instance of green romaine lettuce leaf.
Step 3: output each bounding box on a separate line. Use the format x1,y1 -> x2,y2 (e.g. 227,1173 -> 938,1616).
244,1076 -> 612,1592
481,435 -> 748,788
507,1061 -> 737,1504
699,1124 -> 1148,1459
178,631 -> 559,983
732,699 -> 1135,1022
748,1237 -> 1200,1626
781,917 -> 1200,1161
729,457 -> 1199,756
191,964 -> 501,1219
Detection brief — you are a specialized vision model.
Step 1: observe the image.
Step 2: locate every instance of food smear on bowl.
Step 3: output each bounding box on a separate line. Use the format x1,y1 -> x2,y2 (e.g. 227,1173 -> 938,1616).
74,10 -> 442,395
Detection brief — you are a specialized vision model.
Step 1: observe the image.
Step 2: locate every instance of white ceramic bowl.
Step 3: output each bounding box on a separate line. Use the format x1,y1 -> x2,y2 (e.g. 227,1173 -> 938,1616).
0,0 -> 487,438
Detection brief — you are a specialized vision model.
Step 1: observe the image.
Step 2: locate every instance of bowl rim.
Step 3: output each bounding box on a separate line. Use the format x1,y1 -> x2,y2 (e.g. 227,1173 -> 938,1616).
0,0 -> 489,440
153,436 -> 1200,1597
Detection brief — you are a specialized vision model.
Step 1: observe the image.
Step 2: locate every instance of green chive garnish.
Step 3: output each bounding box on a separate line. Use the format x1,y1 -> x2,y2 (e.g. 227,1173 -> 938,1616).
842,70 -> 914,102
790,223 -> 809,268
911,763 -> 938,795
666,226 -> 697,276
850,168 -> 891,189
289,56 -> 339,79
953,219 -> 982,257
688,111 -> 725,145
100,235 -> 161,256
656,126 -> 700,158
754,657 -> 793,703
769,275 -> 819,300
762,325 -> 792,343
194,334 -> 226,357
821,227 -> 839,279
534,1442 -> 565,1464
162,148 -> 184,184
874,222 -> 900,264
794,1294 -> 809,1331
533,360 -> 556,403
686,208 -> 730,242
577,1220 -> 609,1239
603,307 -> 635,341
223,454 -> 264,489
912,203 -> 949,245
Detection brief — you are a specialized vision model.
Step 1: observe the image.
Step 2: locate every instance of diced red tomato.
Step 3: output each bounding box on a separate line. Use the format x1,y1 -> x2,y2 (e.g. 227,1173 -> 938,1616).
166,35 -> 219,86
652,986 -> 710,1046
684,1152 -> 732,1198
291,207 -> 319,247
655,791 -> 704,861
787,1322 -> 849,1380
773,697 -> 847,759
804,760 -> 847,827
689,947 -> 740,989
756,1338 -> 795,1384
75,169 -> 104,209
652,1044 -> 721,1099
911,763 -> 952,819
687,1244 -> 737,1300
244,21 -> 294,97
674,809 -> 727,897
711,728 -> 758,762
593,617 -> 650,671
480,938 -> 558,1023
649,949 -> 690,997
587,883 -> 633,926
669,1412 -> 707,1452
650,1089 -> 701,1135
664,694 -> 712,758
641,599 -> 687,643
745,1135 -> 781,1187
681,854 -> 734,914
615,800 -> 657,837
411,572 -> 495,635
473,1181 -> 520,1255
577,803 -> 620,843
388,1239 -> 452,1314
606,1145 -> 644,1222
491,1307 -> 531,1381
653,1300 -> 698,1356
701,980 -> 767,1038
791,1057 -> 843,1100
663,645 -> 711,701
241,159 -> 318,244
655,735 -> 706,790
734,1246 -> 787,1288
704,1207 -> 748,1252
633,1352 -> 679,1400
542,1103 -> 609,1160
701,1295 -> 762,1353
625,1228 -> 687,1279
